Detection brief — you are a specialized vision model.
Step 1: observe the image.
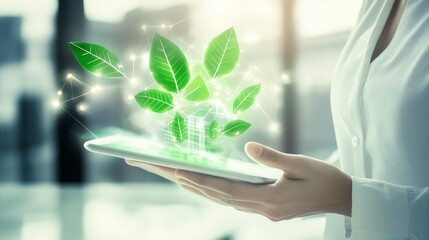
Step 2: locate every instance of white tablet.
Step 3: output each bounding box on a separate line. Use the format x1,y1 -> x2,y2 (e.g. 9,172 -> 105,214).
84,135 -> 282,184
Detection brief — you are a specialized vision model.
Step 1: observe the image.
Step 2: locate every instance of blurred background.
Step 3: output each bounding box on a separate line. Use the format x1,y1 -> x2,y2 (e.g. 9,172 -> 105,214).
0,0 -> 361,239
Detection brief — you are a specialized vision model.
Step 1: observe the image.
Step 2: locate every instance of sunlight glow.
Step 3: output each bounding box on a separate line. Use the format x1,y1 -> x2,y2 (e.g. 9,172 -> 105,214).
52,100 -> 60,108
91,85 -> 102,93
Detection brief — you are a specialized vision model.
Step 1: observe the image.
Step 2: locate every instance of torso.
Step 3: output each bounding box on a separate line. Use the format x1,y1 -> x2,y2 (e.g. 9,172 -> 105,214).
326,1 -> 429,238
331,0 -> 429,184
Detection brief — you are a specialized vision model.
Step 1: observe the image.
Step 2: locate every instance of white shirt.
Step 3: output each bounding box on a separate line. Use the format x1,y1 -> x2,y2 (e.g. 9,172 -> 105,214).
325,0 -> 429,239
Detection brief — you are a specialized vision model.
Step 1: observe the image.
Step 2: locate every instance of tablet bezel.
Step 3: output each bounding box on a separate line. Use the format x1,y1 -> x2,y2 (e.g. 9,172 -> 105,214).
84,135 -> 281,184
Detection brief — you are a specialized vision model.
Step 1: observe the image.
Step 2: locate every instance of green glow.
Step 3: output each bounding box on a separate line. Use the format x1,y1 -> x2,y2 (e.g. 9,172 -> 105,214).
207,120 -> 220,139
184,75 -> 210,101
69,27 -> 261,151
171,112 -> 188,143
134,89 -> 174,113
204,27 -> 240,78
232,83 -> 261,114
104,140 -> 228,170
222,119 -> 251,137
69,42 -> 124,78
149,33 -> 190,93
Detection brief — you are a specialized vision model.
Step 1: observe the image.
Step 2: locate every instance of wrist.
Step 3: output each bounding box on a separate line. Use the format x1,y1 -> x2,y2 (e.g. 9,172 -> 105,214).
320,169 -> 352,216
335,172 -> 352,216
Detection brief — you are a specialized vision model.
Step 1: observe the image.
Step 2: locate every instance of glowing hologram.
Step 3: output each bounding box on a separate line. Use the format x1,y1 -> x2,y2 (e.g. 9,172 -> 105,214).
54,20 -> 282,150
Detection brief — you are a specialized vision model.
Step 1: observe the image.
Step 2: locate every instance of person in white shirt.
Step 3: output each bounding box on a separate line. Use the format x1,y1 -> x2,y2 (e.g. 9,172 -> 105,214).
126,0 -> 429,238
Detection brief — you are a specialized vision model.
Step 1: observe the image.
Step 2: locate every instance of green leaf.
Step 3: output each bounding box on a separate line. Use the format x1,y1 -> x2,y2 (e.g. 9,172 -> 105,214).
232,83 -> 261,114
207,120 -> 220,139
184,75 -> 210,101
222,119 -> 251,137
204,27 -> 240,79
149,33 -> 190,93
171,112 -> 188,143
134,89 -> 174,113
69,42 -> 124,78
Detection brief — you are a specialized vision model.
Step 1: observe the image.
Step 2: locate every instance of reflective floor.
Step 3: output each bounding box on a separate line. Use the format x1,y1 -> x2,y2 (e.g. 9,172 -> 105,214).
0,184 -> 325,240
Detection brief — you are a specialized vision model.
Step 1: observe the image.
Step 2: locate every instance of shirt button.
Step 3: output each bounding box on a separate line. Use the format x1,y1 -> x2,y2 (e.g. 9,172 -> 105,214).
352,136 -> 359,147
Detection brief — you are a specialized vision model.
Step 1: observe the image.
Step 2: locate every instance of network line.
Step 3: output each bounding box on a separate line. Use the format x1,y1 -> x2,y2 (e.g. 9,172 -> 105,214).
53,17 -> 282,139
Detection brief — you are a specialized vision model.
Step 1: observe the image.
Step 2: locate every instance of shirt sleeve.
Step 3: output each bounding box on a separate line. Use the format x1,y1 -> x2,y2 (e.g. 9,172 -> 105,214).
350,176 -> 429,239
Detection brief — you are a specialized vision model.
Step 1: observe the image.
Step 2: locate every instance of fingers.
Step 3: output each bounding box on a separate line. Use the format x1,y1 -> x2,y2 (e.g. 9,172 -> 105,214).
125,160 -> 177,182
245,142 -> 306,178
178,182 -> 228,206
179,179 -> 286,222
177,179 -> 267,213
175,169 -> 271,203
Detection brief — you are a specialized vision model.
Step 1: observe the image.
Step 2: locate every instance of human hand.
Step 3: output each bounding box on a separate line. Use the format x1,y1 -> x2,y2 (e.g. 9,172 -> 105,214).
125,160 -> 178,182
125,142 -> 352,221
174,142 -> 352,221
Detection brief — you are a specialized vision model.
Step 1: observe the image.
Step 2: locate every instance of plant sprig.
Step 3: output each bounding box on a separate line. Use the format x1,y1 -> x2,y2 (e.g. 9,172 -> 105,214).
69,27 -> 261,144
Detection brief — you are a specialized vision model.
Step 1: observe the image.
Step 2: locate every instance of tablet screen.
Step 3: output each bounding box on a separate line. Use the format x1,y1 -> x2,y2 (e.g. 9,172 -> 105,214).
85,135 -> 282,183
104,137 -> 230,170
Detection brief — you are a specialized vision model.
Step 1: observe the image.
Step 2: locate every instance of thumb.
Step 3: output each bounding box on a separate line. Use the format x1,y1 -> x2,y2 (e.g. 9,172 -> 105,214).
244,142 -> 305,177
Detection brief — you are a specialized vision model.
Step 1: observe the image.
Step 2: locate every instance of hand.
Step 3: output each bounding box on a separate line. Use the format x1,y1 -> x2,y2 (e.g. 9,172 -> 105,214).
125,160 -> 178,182
126,142 -> 352,221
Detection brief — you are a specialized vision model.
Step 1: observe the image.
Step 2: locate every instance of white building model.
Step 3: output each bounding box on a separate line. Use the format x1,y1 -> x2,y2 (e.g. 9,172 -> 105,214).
162,101 -> 231,155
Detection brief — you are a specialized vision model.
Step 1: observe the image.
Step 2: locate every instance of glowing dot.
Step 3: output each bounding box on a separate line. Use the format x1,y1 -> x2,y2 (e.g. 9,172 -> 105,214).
66,73 -> 73,79
127,95 -> 134,100
91,85 -> 102,93
168,25 -> 173,29
118,64 -> 123,69
160,24 -> 166,29
243,32 -> 260,45
142,52 -> 149,65
270,123 -> 279,132
52,100 -> 60,108
281,73 -> 291,84
141,24 -> 147,31
235,132 -> 240,136
95,73 -> 100,78
78,103 -> 87,112
130,54 -> 136,61
57,90 -> 63,96
130,78 -> 137,85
